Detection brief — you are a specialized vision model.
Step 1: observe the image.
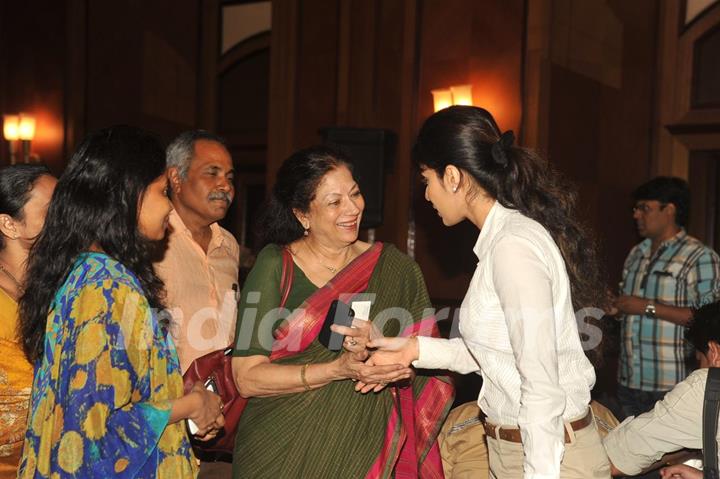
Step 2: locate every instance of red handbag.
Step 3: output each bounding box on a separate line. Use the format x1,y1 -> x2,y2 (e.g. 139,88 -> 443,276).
182,248 -> 294,456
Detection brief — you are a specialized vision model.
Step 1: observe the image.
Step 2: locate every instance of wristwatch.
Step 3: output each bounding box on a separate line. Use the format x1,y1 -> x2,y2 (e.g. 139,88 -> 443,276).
644,302 -> 656,318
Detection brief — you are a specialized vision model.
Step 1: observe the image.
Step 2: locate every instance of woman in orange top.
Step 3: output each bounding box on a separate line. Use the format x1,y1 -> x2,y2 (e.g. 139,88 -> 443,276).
0,164 -> 56,478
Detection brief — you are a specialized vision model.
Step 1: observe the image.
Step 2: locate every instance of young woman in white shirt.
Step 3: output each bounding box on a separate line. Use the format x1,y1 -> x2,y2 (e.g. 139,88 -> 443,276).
367,106 -> 610,478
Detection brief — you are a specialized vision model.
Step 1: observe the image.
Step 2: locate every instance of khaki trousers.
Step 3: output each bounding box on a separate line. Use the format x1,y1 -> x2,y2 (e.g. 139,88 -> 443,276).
438,402 -> 490,478
486,413 -> 611,478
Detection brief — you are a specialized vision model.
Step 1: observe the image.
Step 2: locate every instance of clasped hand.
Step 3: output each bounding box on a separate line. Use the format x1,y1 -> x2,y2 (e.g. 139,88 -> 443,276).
606,294 -> 647,316
331,320 -> 417,393
188,381 -> 225,441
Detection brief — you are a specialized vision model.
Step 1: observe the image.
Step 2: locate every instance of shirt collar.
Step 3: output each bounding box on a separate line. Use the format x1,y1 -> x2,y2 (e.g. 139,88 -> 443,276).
639,228 -> 687,254
472,201 -> 516,259
208,222 -> 230,252
169,210 -> 229,253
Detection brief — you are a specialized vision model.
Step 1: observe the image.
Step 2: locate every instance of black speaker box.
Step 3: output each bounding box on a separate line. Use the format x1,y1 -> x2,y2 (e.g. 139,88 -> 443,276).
320,127 -> 396,229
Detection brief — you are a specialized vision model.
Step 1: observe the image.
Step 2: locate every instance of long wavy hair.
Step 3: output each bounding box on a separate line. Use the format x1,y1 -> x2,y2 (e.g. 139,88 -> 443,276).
258,146 -> 351,247
413,106 -> 606,312
19,125 -> 167,362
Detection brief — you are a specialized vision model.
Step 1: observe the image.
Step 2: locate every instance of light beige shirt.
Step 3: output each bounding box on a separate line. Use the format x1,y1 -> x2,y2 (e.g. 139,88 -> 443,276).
603,368 -> 712,475
414,202 -> 596,479
155,210 -> 240,372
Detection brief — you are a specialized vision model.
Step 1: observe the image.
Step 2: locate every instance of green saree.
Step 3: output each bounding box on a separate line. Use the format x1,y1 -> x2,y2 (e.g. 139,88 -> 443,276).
232,243 -> 452,478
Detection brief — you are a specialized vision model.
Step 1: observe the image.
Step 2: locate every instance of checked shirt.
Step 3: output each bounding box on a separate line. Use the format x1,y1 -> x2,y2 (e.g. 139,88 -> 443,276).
619,229 -> 720,391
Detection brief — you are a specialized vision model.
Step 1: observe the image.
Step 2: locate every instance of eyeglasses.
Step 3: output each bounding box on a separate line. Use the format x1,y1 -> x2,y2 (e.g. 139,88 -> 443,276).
632,202 -> 668,214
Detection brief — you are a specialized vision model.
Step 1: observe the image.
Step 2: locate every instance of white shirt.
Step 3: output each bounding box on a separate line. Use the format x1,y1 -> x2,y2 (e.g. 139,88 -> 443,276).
603,368 -> 712,475
414,202 -> 595,478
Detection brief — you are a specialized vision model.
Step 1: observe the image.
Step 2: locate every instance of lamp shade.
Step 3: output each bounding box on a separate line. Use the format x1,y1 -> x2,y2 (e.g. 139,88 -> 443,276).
18,115 -> 36,140
3,115 -> 20,140
450,84 -> 473,106
431,89 -> 453,112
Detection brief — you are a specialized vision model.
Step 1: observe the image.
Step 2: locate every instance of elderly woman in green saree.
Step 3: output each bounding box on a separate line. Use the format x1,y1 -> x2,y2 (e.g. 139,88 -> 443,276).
231,146 -> 453,478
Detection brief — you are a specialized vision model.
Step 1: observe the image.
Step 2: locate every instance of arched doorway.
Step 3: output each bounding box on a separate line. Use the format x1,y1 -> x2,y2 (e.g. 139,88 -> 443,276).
198,1 -> 271,257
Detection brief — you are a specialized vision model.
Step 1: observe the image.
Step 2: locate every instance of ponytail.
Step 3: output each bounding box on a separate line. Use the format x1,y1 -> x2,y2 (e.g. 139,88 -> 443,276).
414,105 -> 607,312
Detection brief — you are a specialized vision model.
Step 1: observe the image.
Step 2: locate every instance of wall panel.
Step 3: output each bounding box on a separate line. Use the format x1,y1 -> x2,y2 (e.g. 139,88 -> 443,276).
412,0 -> 526,303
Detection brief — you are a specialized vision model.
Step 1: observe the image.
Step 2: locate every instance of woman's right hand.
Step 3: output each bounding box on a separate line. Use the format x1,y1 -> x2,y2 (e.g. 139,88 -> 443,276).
333,349 -> 412,385
367,336 -> 419,367
351,337 -> 419,393
187,382 -> 225,440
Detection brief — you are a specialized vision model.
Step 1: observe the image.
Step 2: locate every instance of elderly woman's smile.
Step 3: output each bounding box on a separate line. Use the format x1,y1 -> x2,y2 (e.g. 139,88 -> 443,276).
304,165 -> 365,244
337,218 -> 359,229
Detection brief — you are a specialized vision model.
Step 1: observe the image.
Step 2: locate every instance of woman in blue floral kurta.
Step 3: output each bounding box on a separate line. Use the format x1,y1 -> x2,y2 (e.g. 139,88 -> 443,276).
18,253 -> 197,478
17,126 -> 224,479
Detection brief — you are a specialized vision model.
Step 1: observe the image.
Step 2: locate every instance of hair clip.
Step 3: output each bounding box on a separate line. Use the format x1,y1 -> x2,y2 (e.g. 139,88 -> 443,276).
491,130 -> 515,168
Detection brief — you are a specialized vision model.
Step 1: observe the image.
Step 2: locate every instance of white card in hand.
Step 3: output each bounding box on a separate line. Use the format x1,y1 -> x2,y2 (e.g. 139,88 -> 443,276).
188,419 -> 199,435
186,378 -> 218,436
351,301 -> 372,321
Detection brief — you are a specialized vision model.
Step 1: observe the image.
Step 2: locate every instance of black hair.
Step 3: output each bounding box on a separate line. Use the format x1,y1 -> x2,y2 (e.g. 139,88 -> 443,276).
19,125 -> 167,362
258,146 -> 351,246
413,105 -> 606,311
686,302 -> 720,354
632,176 -> 690,227
0,164 -> 52,249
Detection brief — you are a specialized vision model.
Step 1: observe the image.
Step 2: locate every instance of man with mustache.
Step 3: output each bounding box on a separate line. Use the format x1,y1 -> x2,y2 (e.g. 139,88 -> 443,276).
156,130 -> 241,376
611,177 -> 720,421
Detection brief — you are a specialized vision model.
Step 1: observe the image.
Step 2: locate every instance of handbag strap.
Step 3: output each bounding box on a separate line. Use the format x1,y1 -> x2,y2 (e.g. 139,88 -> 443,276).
280,247 -> 294,308
704,367 -> 720,478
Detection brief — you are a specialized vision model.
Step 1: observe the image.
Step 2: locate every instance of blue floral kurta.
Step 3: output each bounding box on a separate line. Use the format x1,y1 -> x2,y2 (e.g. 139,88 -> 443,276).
18,253 -> 197,478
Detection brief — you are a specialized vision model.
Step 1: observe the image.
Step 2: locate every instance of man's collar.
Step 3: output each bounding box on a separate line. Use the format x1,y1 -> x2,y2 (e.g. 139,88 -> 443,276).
208,222 -> 230,252
168,209 -> 190,234
169,210 -> 228,252
659,228 -> 688,249
640,228 -> 687,253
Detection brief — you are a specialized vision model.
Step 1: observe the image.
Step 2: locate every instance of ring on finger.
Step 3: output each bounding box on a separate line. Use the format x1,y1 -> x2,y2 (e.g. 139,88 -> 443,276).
348,338 -> 358,346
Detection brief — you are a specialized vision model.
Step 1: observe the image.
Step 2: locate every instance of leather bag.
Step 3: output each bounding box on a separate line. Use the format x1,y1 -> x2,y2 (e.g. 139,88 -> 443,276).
182,248 -> 294,455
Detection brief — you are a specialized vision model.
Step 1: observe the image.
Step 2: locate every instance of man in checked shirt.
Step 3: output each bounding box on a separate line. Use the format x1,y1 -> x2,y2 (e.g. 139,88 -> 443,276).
610,177 -> 720,420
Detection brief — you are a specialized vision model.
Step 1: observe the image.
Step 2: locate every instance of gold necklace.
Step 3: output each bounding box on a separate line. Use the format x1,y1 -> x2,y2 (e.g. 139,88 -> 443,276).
304,240 -> 351,274
0,261 -> 24,293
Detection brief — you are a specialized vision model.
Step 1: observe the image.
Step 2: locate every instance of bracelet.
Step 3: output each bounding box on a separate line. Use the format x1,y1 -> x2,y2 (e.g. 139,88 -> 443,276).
300,363 -> 311,391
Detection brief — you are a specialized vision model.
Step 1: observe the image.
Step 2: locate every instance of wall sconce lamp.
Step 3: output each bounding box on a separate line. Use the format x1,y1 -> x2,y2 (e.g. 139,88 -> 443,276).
431,84 -> 474,112
3,113 -> 36,164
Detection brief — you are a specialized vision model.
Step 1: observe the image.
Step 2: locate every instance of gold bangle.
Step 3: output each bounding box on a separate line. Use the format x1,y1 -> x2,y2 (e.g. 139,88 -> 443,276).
300,363 -> 311,391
